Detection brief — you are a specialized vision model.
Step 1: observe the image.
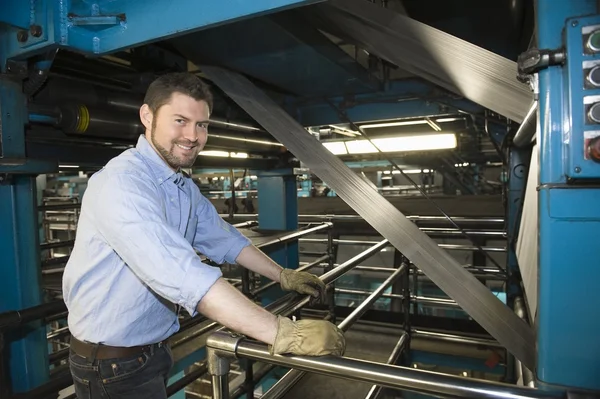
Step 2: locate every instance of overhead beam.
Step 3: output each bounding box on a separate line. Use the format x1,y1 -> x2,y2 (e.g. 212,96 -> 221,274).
0,0 -> 324,64
201,65 -> 536,370
291,79 -> 483,126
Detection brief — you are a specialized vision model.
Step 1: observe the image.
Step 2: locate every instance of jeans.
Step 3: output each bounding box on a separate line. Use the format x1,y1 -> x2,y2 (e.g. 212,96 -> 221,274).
68,344 -> 174,399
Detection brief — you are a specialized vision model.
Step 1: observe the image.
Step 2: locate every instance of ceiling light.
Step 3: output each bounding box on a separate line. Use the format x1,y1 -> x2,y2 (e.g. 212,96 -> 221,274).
346,140 -> 378,154
199,150 -> 230,157
230,152 -> 248,158
361,120 -> 427,129
323,141 -> 348,155
59,164 -> 79,168
209,134 -> 283,146
435,117 -> 462,123
371,133 -> 456,152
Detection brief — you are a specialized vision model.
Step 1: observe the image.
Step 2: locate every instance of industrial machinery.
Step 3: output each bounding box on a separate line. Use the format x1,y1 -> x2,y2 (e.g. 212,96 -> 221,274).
0,1 -> 599,399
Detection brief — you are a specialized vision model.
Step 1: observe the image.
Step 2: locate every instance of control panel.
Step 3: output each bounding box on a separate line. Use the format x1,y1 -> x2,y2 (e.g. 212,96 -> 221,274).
565,17 -> 600,178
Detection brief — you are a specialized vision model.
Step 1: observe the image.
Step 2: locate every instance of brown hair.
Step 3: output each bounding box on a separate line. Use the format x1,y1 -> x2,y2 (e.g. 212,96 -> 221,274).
143,72 -> 213,115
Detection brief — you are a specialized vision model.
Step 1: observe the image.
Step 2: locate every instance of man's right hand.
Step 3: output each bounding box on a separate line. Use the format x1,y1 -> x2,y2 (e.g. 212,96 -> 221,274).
269,316 -> 345,356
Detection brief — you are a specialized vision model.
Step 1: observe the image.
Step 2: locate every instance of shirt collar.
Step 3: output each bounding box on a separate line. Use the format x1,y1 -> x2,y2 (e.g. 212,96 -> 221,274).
136,135 -> 179,185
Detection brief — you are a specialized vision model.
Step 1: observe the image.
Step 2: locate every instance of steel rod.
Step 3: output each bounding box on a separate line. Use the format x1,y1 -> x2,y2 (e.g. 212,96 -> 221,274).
334,288 -> 461,309
364,332 -> 409,399
223,338 -> 560,399
166,363 -> 208,397
212,374 -> 230,399
299,238 -> 506,252
257,223 -> 332,249
259,369 -> 306,399
40,240 -> 75,250
0,301 -> 67,332
260,258 -> 406,399
219,213 -> 505,224
338,265 -> 408,331
411,329 -> 502,348
320,239 -> 389,283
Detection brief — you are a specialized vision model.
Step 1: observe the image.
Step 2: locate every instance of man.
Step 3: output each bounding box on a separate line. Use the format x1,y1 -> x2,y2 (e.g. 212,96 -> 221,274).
62,72 -> 345,399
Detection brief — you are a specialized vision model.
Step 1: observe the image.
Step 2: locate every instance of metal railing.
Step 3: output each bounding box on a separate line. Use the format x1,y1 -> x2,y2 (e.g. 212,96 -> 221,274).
206,333 -> 561,399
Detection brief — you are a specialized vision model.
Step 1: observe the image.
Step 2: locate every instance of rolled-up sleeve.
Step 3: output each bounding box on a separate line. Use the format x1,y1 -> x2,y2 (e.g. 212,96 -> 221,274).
93,172 -> 222,316
193,196 -> 251,264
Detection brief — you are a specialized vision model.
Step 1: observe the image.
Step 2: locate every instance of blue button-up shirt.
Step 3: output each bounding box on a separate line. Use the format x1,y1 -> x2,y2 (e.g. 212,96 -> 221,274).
62,135 -> 251,346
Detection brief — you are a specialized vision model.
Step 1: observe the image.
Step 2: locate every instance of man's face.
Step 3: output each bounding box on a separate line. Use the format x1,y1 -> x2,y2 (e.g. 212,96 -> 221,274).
141,92 -> 210,170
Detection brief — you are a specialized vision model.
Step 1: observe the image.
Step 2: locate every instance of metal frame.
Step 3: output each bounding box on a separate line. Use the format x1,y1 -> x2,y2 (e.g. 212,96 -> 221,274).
206,333 -> 561,399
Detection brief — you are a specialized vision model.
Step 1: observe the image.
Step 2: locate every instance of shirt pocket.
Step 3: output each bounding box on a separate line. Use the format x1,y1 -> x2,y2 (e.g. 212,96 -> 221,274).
184,215 -> 197,244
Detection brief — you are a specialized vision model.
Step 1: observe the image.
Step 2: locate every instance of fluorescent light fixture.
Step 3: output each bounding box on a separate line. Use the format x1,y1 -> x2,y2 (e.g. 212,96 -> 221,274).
230,152 -> 248,158
361,120 -> 427,129
59,164 -> 79,168
200,151 -> 249,158
209,134 -> 284,147
322,133 -> 456,155
384,169 -> 432,174
346,140 -> 378,154
435,117 -> 462,123
199,150 -> 230,157
371,133 -> 456,152
322,141 -> 348,155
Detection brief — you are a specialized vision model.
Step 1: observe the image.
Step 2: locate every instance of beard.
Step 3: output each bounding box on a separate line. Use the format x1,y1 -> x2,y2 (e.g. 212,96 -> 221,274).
150,123 -> 198,170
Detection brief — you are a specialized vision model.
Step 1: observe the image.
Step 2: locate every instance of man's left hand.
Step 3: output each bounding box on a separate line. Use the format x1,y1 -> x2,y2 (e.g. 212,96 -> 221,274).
280,269 -> 326,302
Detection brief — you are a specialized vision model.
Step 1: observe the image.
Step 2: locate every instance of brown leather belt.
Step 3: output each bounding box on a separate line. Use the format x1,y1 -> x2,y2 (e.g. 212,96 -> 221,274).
70,335 -> 168,360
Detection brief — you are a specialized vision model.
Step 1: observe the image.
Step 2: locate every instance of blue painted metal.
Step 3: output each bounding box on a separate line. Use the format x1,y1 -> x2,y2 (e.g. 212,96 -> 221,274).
0,77 -> 48,393
170,12 -> 378,97
410,350 -> 505,375
0,0 -> 323,65
257,169 -> 299,304
565,15 -> 600,178
506,147 -> 529,301
0,0 -> 34,30
536,0 -> 600,391
290,78 -> 483,126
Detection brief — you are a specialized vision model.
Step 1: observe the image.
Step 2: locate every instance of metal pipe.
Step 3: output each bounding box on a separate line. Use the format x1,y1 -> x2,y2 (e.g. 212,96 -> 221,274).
166,363 -> 208,397
0,301 -> 67,332
259,369 -> 306,399
351,265 -> 506,280
231,221 -> 258,229
299,238 -> 506,252
338,265 -> 407,331
364,332 -> 409,399
334,288 -> 461,308
260,258 -> 405,399
38,203 -> 81,211
219,213 -> 505,225
514,297 -> 536,387
40,240 -> 75,250
411,329 -> 502,348
208,335 -> 561,399
513,101 -> 537,147
212,374 -> 230,399
320,239 -> 389,284
256,223 -> 332,249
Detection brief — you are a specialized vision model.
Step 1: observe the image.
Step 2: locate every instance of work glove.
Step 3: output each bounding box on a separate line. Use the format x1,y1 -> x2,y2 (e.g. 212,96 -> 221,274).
280,268 -> 326,303
269,316 -> 346,356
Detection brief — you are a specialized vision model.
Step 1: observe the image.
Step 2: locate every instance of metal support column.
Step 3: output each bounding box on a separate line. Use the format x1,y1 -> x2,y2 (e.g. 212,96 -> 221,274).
0,77 -> 49,393
536,0 -> 600,391
257,169 -> 299,305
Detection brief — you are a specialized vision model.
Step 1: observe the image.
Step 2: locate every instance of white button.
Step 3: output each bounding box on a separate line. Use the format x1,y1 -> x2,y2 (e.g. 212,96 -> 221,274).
158,178 -> 163,183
